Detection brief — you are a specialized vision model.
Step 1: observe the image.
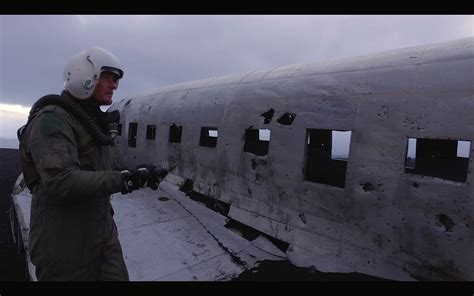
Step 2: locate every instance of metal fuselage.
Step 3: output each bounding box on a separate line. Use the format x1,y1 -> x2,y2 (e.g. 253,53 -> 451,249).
109,37 -> 474,281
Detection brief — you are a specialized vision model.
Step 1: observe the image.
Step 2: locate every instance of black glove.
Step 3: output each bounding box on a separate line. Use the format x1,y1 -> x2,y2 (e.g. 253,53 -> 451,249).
121,165 -> 168,194
145,165 -> 168,190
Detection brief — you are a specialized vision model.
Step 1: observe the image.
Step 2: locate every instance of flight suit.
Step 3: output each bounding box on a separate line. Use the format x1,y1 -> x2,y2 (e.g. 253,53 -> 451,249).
21,99 -> 129,281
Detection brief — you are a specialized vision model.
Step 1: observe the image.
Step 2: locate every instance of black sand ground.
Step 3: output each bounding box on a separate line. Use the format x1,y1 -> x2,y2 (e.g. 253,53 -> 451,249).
0,148 -> 28,281
232,260 -> 388,281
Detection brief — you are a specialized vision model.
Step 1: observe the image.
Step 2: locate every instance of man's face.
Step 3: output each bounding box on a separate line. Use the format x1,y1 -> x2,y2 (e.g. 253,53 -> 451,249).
90,71 -> 120,105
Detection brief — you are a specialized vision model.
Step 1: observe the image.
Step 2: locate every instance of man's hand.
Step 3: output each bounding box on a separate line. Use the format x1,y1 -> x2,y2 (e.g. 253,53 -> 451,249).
146,165 -> 168,190
121,165 -> 168,194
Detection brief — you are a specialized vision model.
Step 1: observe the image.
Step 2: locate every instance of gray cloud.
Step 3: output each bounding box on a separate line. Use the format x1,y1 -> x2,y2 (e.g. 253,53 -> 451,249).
1,15 -> 472,107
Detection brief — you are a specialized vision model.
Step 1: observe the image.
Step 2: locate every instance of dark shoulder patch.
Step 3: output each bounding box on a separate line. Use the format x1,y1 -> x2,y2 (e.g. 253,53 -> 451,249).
39,111 -> 66,136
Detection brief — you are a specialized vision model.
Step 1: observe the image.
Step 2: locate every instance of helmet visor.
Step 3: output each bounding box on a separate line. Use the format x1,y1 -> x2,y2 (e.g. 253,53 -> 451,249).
101,66 -> 123,79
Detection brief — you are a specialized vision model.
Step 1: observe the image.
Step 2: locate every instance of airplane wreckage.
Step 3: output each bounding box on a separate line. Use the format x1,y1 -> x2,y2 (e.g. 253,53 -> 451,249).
10,36 -> 473,281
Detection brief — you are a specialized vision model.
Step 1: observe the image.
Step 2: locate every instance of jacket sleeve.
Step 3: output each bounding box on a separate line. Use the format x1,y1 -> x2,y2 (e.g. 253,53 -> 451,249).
28,107 -> 124,202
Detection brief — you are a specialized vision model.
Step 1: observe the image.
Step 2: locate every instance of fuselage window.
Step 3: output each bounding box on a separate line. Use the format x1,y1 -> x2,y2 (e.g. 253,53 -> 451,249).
146,125 -> 156,140
243,128 -> 271,156
128,122 -> 138,148
405,137 -> 471,182
169,124 -> 182,143
305,129 -> 352,188
199,127 -> 218,148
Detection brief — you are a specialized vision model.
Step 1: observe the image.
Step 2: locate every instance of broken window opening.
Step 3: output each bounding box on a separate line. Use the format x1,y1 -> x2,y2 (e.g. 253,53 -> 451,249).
277,112 -> 296,125
199,127 -> 218,148
169,124 -> 182,143
128,122 -> 137,148
146,125 -> 156,140
260,109 -> 275,124
305,129 -> 352,188
117,123 -> 122,136
243,128 -> 271,156
405,137 -> 471,182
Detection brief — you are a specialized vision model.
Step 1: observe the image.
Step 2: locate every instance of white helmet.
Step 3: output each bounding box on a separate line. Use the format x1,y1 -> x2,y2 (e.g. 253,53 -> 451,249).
63,47 -> 124,99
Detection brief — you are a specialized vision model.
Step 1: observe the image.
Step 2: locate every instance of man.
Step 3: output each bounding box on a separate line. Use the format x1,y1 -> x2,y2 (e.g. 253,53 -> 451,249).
18,47 -> 165,281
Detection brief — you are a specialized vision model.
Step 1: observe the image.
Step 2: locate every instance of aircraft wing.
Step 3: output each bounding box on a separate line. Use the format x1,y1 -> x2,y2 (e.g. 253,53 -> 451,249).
10,173 -> 285,281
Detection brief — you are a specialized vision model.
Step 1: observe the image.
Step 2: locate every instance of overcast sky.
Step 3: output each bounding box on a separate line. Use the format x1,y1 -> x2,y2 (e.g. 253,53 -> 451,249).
0,15 -> 473,141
